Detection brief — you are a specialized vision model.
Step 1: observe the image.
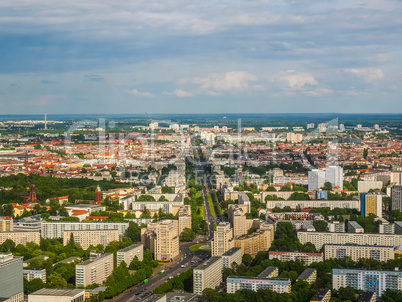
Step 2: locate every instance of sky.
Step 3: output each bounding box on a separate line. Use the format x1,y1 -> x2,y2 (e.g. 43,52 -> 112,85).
0,0 -> 401,114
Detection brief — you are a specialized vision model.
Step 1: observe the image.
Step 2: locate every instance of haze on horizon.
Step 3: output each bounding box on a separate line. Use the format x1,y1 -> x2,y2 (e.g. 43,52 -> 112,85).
0,0 -> 401,115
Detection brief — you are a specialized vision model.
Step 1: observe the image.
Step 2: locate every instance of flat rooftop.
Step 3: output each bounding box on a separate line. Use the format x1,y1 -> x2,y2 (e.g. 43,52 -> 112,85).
222,247 -> 241,257
310,289 -> 330,301
29,288 -> 84,297
297,268 -> 316,280
257,266 -> 278,278
195,256 -> 221,271
77,253 -> 112,266
118,243 -> 143,253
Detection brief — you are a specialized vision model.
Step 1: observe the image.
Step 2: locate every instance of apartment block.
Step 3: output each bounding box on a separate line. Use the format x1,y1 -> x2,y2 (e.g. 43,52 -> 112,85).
324,244 -> 395,262
234,228 -> 272,257
28,288 -> 85,302
141,220 -> 179,261
379,220 -> 395,234
269,251 -> 323,265
348,221 -> 364,233
328,221 -> 345,233
227,276 -> 291,294
63,230 -> 119,250
23,268 -> 46,282
117,243 -> 143,266
358,181 -> 383,193
391,186 -> 402,211
76,252 -> 114,287
231,207 -> 251,238
298,231 -> 402,250
177,206 -> 192,235
257,266 -> 279,279
361,193 -> 383,218
193,257 -> 223,295
41,221 -> 129,239
0,231 -> 40,245
222,247 -> 242,269
395,221 -> 402,235
297,268 -> 317,284
310,289 -> 331,302
0,216 -> 13,231
0,253 -> 24,302
333,268 -> 402,297
212,222 -> 234,257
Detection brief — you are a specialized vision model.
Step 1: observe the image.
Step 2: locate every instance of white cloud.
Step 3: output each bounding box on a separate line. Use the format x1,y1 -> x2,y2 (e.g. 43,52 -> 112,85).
304,88 -> 333,96
192,71 -> 258,93
275,70 -> 318,89
127,89 -> 154,97
344,68 -> 384,82
165,89 -> 194,97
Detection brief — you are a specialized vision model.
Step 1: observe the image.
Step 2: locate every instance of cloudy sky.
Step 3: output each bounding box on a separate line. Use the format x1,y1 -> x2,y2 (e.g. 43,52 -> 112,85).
1,0 -> 401,114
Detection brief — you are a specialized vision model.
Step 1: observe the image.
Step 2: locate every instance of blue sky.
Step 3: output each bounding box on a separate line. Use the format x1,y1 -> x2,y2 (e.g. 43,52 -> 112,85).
0,0 -> 401,114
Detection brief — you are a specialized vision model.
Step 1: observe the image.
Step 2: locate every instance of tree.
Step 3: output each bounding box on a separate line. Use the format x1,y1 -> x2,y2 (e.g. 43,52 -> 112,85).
48,272 -> 67,288
161,186 -> 173,194
313,220 -> 329,232
266,186 -> 277,192
1,239 -> 16,252
322,182 -> 333,191
180,228 -> 196,242
242,254 -> 252,266
126,222 -> 141,242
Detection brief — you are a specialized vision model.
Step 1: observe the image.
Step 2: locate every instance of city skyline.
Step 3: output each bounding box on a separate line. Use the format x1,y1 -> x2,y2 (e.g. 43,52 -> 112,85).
0,1 -> 401,114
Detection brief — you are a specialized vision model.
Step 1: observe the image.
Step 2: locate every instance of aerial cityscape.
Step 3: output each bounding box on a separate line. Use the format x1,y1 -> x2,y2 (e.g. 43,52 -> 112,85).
1,1 -> 402,302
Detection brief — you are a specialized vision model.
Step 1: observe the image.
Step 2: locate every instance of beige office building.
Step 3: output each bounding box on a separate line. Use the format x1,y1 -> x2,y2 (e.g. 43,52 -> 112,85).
63,230 -> 119,250
0,217 -> 13,232
75,252 -> 114,287
193,256 -> 223,295
234,228 -> 274,257
298,231 -> 402,250
117,243 -> 144,266
141,220 -> 179,261
0,231 -> 40,245
177,206 -> 192,235
212,222 -> 234,257
324,244 -> 395,262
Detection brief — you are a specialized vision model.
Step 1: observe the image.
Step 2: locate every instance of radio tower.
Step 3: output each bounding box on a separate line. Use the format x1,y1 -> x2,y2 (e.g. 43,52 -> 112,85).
44,112 -> 47,130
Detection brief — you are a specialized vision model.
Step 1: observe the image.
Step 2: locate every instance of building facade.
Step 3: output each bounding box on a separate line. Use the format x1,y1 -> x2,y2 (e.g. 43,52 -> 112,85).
75,252 -> 114,287
227,276 -> 291,294
0,253 -> 23,302
41,222 -> 128,239
297,268 -> 317,284
141,220 -> 179,261
117,243 -> 144,266
333,268 -> 402,297
0,231 -> 40,246
298,232 -> 402,250
0,216 -> 13,232
28,288 -> 85,302
177,206 -> 192,235
222,247 -> 242,269
391,186 -> 402,211
63,230 -> 119,250
268,251 -> 323,265
23,268 -> 46,282
212,222 -> 234,257
193,257 -> 223,295
324,244 -> 395,262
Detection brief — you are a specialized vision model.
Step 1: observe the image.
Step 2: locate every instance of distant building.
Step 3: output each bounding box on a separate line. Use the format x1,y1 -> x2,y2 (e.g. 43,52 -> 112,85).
257,266 -> 279,279
333,268 -> 402,297
177,205 -> 192,235
0,231 -> 40,245
227,276 -> 291,294
63,229 -> 119,250
212,222 -> 234,257
28,288 -> 85,302
310,289 -> 331,302
324,244 -> 395,262
76,251 -> 114,287
193,256 -> 222,295
269,251 -> 323,265
358,181 -> 383,193
117,243 -> 143,266
348,221 -> 364,233
328,221 -> 345,233
23,184 -> 37,203
391,186 -> 402,211
0,253 -> 23,302
141,220 -> 179,261
0,216 -> 13,232
360,193 -> 383,218
308,166 -> 343,191
222,247 -> 242,269
94,185 -> 102,205
23,268 -> 46,282
297,268 -> 317,284
234,228 -> 273,257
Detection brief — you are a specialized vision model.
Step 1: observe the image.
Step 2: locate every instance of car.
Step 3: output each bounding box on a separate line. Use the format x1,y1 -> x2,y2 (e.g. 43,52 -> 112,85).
181,264 -> 186,268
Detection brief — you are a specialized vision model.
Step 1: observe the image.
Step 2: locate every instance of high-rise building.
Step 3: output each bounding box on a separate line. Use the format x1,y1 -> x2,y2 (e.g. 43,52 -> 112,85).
308,169 -> 326,191
361,193 -> 383,217
0,216 -> 13,232
177,206 -> 192,235
390,172 -> 402,185
193,256 -> 222,295
63,230 -> 119,250
76,251 -> 114,287
324,244 -> 395,262
391,186 -> 402,211
0,253 -> 24,302
232,208 -> 250,238
333,268 -> 402,297
212,222 -> 234,257
141,220 -> 179,261
308,167 -> 343,191
222,247 -> 242,269
117,243 -> 144,267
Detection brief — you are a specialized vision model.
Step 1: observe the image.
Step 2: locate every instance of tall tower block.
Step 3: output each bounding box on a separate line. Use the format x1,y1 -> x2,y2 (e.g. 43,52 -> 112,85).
44,112 -> 47,130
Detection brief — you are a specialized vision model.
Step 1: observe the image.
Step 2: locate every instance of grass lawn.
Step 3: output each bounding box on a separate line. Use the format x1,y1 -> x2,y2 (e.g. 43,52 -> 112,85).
197,206 -> 204,218
207,194 -> 216,218
189,243 -> 211,252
